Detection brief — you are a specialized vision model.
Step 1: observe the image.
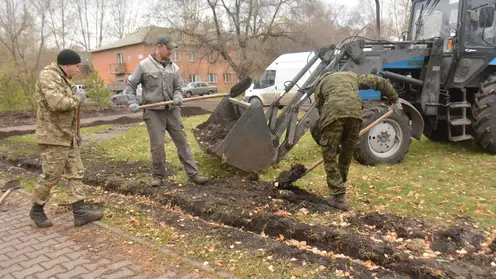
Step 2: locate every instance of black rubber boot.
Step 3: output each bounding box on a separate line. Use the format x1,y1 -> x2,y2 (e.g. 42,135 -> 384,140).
72,200 -> 103,227
327,194 -> 349,211
29,203 -> 53,228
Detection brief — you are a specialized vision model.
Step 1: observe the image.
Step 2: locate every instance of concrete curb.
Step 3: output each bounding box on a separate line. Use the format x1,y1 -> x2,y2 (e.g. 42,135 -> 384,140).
13,188 -> 239,279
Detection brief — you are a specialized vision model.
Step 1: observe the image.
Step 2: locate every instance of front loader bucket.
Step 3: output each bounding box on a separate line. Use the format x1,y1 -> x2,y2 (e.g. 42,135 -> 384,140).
194,97 -> 275,172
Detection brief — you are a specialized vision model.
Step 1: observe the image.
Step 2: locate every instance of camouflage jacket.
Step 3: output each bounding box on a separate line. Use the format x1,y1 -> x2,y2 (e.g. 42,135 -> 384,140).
314,71 -> 399,131
35,62 -> 81,146
124,54 -> 184,110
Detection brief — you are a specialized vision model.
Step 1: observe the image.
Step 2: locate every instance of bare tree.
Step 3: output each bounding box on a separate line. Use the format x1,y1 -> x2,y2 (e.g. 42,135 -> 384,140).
390,0 -> 411,38
73,0 -> 91,51
154,0 -> 302,79
109,0 -> 141,39
0,0 -> 46,76
46,0 -> 75,50
95,0 -> 110,48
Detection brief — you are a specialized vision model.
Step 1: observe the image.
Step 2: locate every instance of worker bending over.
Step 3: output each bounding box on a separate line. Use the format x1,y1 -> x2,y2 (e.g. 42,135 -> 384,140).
311,71 -> 401,211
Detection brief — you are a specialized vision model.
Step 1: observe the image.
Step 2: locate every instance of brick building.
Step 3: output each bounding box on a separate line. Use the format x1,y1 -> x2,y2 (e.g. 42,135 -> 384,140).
90,26 -> 238,93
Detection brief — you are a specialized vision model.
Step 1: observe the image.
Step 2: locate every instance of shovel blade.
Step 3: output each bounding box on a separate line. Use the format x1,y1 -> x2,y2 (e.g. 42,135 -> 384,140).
3,179 -> 20,192
196,97 -> 276,172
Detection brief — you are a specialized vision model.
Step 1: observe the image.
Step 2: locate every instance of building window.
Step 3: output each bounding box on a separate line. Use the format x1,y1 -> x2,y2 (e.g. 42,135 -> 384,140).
190,51 -> 197,61
171,49 -> 179,62
189,74 -> 200,82
117,53 -> 124,64
223,73 -> 233,84
207,73 -> 218,83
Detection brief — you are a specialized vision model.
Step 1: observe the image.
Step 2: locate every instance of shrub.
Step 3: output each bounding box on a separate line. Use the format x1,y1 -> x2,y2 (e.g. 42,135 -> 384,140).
0,74 -> 33,112
84,71 -> 113,110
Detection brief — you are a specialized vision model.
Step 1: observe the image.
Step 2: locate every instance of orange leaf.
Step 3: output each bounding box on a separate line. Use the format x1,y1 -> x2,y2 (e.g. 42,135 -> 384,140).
279,234 -> 285,241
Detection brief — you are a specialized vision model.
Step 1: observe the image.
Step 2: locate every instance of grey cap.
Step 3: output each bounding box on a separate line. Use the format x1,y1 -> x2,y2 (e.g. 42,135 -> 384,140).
155,36 -> 178,49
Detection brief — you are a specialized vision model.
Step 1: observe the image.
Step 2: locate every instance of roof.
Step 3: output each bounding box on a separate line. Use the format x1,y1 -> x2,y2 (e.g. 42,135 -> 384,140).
91,26 -> 182,53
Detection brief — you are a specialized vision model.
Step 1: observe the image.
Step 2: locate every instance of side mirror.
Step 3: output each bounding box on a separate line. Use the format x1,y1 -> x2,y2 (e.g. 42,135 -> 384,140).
479,7 -> 495,28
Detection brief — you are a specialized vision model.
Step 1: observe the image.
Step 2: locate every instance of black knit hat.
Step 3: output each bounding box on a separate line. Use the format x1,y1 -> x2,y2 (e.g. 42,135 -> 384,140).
57,49 -> 81,65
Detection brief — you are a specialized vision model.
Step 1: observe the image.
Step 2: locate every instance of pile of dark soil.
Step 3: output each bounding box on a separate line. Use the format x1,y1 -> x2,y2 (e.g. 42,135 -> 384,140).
275,164 -> 307,189
193,120 -> 236,150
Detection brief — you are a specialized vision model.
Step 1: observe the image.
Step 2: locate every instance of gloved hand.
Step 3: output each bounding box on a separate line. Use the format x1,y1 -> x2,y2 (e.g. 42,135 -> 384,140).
172,97 -> 182,106
391,99 -> 402,113
75,134 -> 82,146
75,88 -> 86,104
129,103 -> 140,113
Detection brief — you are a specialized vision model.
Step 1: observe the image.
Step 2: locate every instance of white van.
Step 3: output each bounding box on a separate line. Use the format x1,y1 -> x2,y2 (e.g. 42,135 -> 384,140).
244,51 -> 321,107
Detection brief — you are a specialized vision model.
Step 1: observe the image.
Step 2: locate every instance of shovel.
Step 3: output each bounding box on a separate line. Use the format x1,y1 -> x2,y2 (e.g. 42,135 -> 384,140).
0,179 -> 21,206
138,76 -> 252,110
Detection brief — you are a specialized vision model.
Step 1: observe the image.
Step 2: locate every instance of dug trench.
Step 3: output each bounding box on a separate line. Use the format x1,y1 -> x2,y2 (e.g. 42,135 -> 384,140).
3,152 -> 495,279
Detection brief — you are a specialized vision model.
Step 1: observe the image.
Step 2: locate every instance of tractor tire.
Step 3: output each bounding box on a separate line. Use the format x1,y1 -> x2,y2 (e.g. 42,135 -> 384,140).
472,74 -> 496,154
354,107 -> 412,166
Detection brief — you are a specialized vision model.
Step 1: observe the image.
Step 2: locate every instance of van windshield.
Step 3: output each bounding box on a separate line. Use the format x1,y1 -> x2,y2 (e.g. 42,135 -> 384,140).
253,70 -> 276,89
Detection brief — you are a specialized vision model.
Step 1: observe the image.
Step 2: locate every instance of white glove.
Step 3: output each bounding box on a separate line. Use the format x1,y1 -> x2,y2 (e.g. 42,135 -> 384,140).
391,100 -> 402,113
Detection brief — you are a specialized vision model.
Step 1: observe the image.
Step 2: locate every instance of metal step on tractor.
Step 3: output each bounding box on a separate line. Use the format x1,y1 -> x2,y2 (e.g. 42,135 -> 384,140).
195,0 -> 496,172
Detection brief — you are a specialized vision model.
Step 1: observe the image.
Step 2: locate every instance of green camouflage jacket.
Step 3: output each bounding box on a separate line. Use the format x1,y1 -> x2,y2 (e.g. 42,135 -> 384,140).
35,62 -> 81,146
314,71 -> 399,129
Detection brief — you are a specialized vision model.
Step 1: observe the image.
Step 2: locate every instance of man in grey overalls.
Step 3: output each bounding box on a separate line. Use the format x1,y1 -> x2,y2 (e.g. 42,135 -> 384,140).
125,36 -> 208,186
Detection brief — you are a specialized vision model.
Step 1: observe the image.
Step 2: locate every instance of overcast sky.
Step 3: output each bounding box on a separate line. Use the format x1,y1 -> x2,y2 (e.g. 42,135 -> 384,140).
321,0 -> 360,8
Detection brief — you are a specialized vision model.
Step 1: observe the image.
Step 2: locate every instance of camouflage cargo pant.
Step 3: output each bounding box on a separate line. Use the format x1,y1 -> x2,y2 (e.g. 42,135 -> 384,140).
321,118 -> 362,195
32,144 -> 85,205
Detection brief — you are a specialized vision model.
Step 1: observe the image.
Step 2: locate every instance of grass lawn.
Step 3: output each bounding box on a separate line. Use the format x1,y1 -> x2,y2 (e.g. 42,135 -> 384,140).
98,114 -> 496,228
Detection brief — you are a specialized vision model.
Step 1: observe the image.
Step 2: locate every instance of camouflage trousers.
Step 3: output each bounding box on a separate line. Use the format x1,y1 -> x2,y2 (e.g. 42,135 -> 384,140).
32,144 -> 85,205
321,118 -> 362,195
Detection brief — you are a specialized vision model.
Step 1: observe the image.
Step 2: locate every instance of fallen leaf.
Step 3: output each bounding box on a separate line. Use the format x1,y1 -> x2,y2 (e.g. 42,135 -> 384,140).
275,210 -> 292,216
299,208 -> 309,215
268,265 -> 275,272
456,248 -> 467,255
279,234 -> 285,241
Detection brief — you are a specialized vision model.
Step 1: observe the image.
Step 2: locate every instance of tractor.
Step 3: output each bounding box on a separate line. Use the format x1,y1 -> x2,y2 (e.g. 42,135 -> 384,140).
195,0 -> 496,172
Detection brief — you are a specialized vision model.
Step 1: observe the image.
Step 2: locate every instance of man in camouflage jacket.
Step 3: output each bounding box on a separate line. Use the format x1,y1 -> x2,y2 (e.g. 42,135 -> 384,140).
30,49 -> 103,228
126,36 -> 208,187
311,70 -> 401,210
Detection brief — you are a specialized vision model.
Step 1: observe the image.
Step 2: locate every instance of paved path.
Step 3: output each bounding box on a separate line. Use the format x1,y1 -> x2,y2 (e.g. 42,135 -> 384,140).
0,191 -> 215,279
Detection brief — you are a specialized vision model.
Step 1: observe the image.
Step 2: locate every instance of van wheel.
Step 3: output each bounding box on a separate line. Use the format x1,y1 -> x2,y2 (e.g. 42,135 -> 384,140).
249,97 -> 263,107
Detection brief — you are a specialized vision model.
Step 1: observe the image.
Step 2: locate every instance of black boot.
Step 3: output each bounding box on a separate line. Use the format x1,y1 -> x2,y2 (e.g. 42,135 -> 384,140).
327,194 -> 349,211
72,200 -> 103,227
29,203 -> 53,228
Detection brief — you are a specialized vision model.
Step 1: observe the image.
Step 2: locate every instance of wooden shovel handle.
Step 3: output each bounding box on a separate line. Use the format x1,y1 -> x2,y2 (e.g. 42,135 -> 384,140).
301,109 -> 395,178
138,93 -> 229,109
0,188 -> 13,205
77,105 -> 81,138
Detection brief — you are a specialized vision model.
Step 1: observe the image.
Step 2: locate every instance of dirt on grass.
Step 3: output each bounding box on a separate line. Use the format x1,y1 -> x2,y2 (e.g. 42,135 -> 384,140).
0,106 -> 211,129
0,107 -> 128,128
2,154 -> 496,279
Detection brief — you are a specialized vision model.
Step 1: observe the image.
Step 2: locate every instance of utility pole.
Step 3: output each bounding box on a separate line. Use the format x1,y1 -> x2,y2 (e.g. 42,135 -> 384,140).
375,0 -> 381,39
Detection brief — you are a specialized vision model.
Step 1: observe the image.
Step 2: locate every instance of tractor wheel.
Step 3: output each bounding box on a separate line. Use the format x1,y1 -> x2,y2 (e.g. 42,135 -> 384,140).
354,107 -> 412,165
472,74 -> 496,154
